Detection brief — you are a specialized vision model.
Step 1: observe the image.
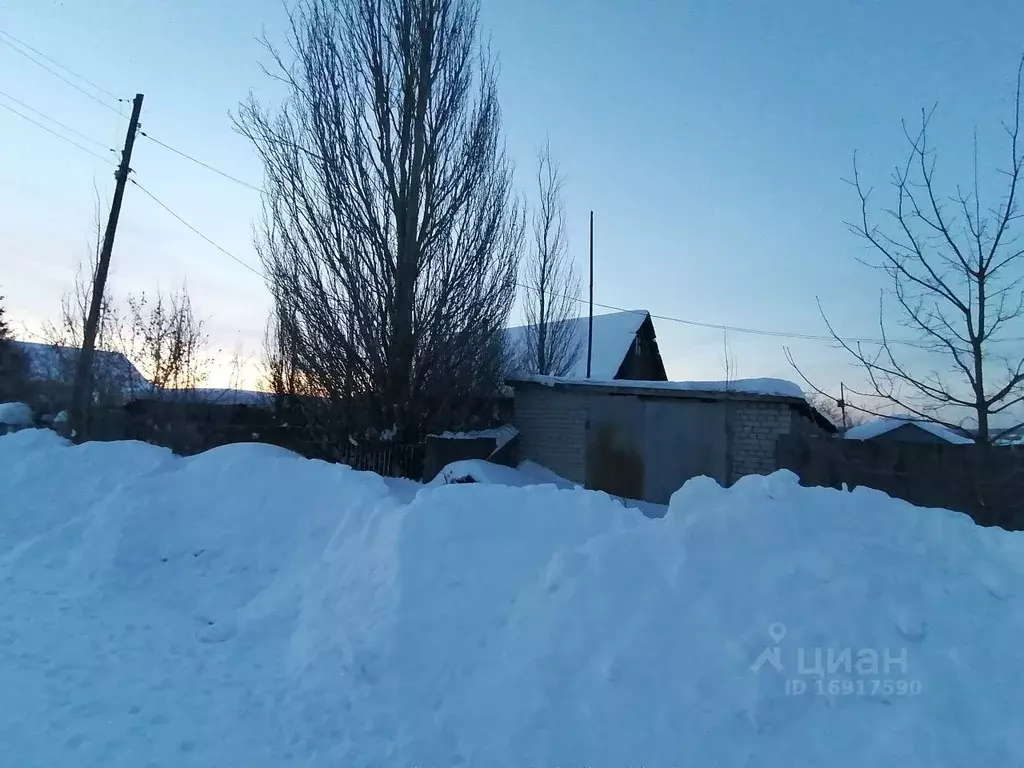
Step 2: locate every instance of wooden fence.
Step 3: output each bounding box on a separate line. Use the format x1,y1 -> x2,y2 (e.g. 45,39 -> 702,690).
776,433 -> 1024,530
332,441 -> 425,479
85,404 -> 427,479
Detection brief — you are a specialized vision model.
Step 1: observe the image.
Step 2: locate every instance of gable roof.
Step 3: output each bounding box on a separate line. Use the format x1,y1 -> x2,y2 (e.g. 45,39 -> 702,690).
14,341 -> 149,395
505,310 -> 652,380
844,418 -> 972,445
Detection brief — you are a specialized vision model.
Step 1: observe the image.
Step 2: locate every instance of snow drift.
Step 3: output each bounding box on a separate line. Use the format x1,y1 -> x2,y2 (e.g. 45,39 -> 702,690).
428,457 -> 577,490
0,401 -> 33,427
0,429 -> 1022,767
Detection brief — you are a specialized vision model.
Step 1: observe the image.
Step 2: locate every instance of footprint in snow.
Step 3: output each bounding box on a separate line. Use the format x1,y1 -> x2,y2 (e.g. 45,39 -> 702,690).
894,609 -> 926,641
195,618 -> 237,644
978,568 -> 1010,600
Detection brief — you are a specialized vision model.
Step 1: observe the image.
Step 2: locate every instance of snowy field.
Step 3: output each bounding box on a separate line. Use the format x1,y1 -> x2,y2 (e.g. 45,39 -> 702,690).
1,429 -> 1022,766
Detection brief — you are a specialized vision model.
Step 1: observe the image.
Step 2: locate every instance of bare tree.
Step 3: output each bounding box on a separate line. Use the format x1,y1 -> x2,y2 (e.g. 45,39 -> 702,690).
121,286 -> 209,396
782,347 -> 870,430
0,293 -> 10,342
236,0 -> 522,437
721,331 -> 737,484
40,259 -> 125,407
826,55 -> 1024,443
263,285 -> 309,402
37,193 -> 128,408
225,343 -> 253,396
721,330 -> 737,387
519,142 -> 581,376
0,291 -> 30,402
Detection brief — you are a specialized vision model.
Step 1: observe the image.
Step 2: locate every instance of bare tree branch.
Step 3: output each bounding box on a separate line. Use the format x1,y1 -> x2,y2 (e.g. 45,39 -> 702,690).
38,197 -> 128,409
518,140 -> 581,376
784,346 -> 871,427
120,285 -> 210,397
0,290 -> 30,402
817,55 -> 1024,443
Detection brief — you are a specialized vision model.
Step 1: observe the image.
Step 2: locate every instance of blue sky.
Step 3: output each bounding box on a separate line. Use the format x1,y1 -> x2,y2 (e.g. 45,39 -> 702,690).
2,0 -> 1023,396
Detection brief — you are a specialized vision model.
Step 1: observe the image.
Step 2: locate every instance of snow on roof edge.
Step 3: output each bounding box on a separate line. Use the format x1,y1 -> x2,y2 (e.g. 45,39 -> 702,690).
432,425 -> 519,453
509,375 -> 806,400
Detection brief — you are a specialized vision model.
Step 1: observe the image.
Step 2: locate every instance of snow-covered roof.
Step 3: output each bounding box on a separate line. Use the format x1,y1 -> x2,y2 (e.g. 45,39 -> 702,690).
14,341 -> 148,394
505,310 -> 651,380
511,374 -> 806,400
433,425 -> 519,452
844,418 -> 973,445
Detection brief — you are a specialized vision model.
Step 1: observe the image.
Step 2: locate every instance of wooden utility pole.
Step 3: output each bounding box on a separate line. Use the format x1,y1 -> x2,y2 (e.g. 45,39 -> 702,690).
586,210 -> 594,379
838,382 -> 848,431
71,92 -> 144,434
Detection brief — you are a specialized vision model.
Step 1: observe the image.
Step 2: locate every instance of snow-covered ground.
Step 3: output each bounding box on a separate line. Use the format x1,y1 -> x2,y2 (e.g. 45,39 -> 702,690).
429,457 -> 577,489
431,458 -> 665,517
1,429 -> 1022,767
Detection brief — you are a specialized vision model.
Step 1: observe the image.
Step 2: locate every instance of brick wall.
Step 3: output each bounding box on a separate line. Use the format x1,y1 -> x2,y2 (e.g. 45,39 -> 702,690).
730,401 -> 797,478
513,386 -> 830,495
512,388 -> 587,483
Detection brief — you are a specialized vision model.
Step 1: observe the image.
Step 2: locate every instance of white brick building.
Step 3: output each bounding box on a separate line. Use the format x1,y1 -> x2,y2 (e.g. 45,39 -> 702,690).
510,377 -> 834,503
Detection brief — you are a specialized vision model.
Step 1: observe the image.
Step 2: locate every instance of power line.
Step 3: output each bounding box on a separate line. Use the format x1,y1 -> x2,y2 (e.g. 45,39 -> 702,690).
515,280 -> 865,344
0,32 -> 124,116
647,307 -> 875,343
519,281 -> 932,346
0,30 -> 261,192
646,302 -> 1024,344
559,292 -> 1024,345
122,189 -> 934,348
127,135 -> 860,345
2,28 -> 1016,351
125,175 -> 1024,348
139,131 -> 263,192
0,100 -> 116,165
0,27 -> 122,101
130,179 -> 266,279
0,88 -> 112,148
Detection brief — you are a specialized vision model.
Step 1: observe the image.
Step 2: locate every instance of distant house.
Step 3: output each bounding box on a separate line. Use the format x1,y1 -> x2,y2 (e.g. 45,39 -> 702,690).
957,424 -> 1024,446
843,418 -> 972,445
505,310 -> 667,382
131,387 -> 271,407
995,426 -> 1024,446
14,341 -> 148,407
